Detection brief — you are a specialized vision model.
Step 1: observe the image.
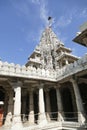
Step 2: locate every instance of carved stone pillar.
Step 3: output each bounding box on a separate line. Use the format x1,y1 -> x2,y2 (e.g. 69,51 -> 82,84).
4,91 -> 8,119
45,89 -> 51,121
56,86 -> 64,122
11,81 -> 23,129
69,87 -> 78,120
21,89 -> 27,122
38,83 -> 47,125
70,78 -> 86,124
28,88 -> 34,124
5,89 -> 13,126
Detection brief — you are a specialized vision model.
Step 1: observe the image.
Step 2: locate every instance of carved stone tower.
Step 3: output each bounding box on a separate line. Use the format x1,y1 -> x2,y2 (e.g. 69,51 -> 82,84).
26,25 -> 78,70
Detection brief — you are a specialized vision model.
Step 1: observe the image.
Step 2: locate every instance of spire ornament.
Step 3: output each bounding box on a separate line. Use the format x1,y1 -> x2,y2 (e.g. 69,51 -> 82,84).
48,16 -> 52,27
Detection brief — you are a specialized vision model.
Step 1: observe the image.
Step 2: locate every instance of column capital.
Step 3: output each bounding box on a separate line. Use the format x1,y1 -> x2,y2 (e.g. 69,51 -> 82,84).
70,75 -> 78,83
70,78 -> 78,86
39,82 -> 44,88
54,84 -> 61,89
9,81 -> 22,90
28,88 -> 34,92
22,89 -> 27,97
44,88 -> 50,92
70,78 -> 75,83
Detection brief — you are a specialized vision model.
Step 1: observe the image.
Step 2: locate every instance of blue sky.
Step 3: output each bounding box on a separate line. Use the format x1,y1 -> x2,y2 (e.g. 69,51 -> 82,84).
0,0 -> 87,65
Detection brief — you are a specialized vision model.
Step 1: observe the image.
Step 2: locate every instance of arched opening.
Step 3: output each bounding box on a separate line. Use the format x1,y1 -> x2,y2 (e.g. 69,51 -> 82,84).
49,88 -> 57,120
61,87 -> 75,121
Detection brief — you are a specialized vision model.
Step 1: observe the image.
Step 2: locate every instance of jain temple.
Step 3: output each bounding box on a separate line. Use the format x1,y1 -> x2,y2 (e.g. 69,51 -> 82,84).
0,21 -> 87,130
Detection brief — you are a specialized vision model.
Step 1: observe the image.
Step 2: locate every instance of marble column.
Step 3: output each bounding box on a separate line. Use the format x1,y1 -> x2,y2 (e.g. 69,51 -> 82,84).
70,78 -> 86,124
45,89 -> 51,121
21,90 -> 27,122
38,83 -> 47,125
5,89 -> 13,126
11,81 -> 23,130
69,87 -> 78,120
4,92 -> 8,119
28,88 -> 34,124
56,86 -> 64,122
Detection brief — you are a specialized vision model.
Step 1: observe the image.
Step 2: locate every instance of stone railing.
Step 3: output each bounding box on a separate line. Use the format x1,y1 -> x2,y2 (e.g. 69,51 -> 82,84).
56,54 -> 87,81
0,61 -> 56,81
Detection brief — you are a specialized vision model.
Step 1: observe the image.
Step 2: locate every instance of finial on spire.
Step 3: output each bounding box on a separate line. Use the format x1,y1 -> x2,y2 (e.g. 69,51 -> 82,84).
48,16 -> 52,27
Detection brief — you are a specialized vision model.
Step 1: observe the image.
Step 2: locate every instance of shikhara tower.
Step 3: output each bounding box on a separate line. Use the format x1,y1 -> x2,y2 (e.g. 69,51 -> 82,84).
0,20 -> 87,130
26,26 -> 78,70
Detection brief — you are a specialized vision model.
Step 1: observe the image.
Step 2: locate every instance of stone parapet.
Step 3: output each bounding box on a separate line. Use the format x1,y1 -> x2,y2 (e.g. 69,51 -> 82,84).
0,54 -> 87,82
0,61 -> 56,81
57,54 -> 87,81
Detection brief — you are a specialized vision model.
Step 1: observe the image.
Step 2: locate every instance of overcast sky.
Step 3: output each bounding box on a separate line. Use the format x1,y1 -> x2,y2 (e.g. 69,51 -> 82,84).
0,0 -> 87,65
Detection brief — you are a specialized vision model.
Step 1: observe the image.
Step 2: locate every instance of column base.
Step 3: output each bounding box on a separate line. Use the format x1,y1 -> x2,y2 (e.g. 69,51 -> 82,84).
11,123 -> 23,130
4,112 -> 12,126
46,113 -> 51,122
28,114 -> 35,125
57,112 -> 64,122
38,113 -> 47,126
11,116 -> 23,130
78,112 -> 86,124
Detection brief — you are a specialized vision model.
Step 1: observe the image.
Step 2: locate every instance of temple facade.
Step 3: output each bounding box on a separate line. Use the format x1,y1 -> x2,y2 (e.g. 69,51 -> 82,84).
0,26 -> 87,130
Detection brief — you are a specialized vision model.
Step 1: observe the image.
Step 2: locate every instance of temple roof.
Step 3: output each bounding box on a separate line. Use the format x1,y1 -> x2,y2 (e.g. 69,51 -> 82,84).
56,45 -> 72,53
73,29 -> 87,47
73,22 -> 87,47
56,52 -> 79,61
